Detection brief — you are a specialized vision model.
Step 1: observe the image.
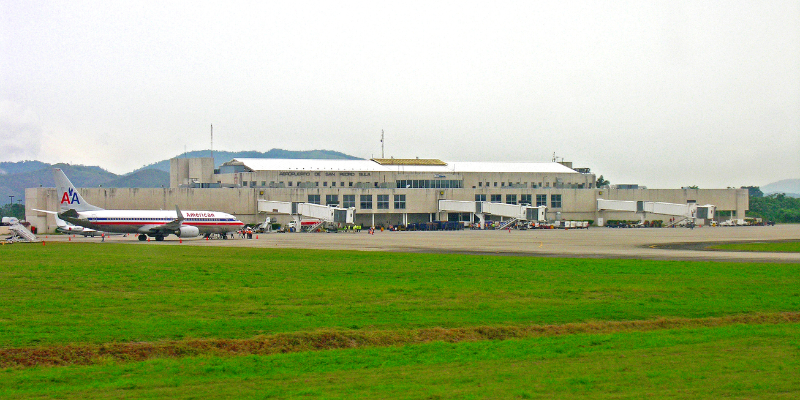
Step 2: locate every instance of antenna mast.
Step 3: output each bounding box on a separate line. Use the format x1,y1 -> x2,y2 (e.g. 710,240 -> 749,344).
210,124 -> 213,161
381,129 -> 384,158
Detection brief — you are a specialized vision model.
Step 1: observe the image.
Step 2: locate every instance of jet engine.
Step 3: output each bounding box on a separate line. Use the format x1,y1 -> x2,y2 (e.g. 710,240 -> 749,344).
176,225 -> 200,237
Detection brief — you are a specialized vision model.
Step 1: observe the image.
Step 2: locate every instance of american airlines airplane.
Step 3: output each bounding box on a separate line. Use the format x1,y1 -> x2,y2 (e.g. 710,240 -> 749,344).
36,168 -> 245,241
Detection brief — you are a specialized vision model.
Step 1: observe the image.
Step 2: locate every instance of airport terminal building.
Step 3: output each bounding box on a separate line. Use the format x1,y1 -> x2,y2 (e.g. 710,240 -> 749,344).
26,156 -> 749,232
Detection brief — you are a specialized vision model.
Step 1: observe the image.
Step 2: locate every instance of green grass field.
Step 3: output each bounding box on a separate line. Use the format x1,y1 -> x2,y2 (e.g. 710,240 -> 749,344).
710,241 -> 800,253
1,242 -> 799,398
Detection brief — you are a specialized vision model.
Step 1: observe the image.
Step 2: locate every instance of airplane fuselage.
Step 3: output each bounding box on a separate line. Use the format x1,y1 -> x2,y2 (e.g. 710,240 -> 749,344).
70,209 -> 244,235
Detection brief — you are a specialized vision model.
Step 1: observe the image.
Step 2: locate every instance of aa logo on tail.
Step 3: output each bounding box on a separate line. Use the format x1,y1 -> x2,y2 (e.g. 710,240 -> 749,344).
61,188 -> 80,204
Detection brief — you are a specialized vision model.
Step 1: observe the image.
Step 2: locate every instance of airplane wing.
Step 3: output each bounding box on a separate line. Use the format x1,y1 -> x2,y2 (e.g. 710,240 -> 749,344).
138,205 -> 185,235
34,208 -> 104,236
54,209 -> 97,229
32,208 -> 57,215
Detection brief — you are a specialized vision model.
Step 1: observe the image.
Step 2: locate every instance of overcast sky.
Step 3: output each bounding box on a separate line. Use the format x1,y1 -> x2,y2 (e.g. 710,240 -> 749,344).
2,1 -> 798,188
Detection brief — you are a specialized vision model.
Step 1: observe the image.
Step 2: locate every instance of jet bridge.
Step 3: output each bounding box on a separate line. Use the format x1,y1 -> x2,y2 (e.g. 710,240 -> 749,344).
438,200 -> 546,229
258,200 -> 355,232
596,199 -> 715,226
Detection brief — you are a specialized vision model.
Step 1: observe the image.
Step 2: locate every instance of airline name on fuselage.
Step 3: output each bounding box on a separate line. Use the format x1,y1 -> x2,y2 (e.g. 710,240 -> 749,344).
185,212 -> 216,218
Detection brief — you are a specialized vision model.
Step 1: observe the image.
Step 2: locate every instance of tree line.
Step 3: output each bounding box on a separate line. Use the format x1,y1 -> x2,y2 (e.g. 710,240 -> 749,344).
0,203 -> 25,221
748,191 -> 800,223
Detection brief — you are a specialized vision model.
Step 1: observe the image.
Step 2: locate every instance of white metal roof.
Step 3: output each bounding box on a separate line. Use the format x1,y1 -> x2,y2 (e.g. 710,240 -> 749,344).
231,158 -> 578,174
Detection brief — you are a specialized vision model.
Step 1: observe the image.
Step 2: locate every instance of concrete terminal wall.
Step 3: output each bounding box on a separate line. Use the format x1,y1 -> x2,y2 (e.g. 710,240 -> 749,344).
25,186 -> 747,233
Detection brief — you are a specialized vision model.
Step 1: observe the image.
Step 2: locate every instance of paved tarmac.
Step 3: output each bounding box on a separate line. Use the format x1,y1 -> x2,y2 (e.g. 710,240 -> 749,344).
43,225 -> 800,263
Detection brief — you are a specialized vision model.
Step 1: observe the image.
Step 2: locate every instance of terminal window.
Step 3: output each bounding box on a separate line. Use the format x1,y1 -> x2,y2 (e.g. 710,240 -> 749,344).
360,195 -> 373,209
326,195 -> 338,206
308,195 -> 320,205
343,195 -> 356,208
377,195 -> 389,209
521,194 -> 532,205
491,194 -> 501,202
551,194 -> 562,208
536,194 -> 547,207
394,194 -> 406,209
506,194 -> 517,205
395,180 -> 463,189
475,194 -> 486,202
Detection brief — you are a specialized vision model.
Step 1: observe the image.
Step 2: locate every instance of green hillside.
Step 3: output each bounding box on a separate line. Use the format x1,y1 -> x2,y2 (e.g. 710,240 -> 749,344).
0,164 -> 118,203
0,160 -> 50,175
101,169 -> 169,188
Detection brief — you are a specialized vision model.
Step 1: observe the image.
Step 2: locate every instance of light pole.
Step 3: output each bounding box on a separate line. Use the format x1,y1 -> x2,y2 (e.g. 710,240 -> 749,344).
8,195 -> 13,205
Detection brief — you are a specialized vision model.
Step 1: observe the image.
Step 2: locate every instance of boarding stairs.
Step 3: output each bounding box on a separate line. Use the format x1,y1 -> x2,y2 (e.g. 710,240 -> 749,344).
306,220 -> 326,233
497,218 -> 518,230
9,224 -> 38,242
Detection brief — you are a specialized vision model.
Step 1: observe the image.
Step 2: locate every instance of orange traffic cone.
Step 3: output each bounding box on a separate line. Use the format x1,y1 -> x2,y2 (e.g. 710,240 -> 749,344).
180,239 -> 182,243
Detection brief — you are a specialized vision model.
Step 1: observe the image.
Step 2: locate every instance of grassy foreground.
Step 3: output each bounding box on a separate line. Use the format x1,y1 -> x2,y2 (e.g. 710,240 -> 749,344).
1,242 -> 799,398
2,323 -> 799,399
710,241 -> 800,253
2,243 -> 800,348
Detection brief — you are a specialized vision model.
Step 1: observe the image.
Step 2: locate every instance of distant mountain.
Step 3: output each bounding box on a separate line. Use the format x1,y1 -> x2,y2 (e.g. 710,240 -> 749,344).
762,179 -> 800,197
0,163 -> 121,202
2,148 -> 359,202
0,160 -> 50,175
102,169 -> 170,188
134,149 -> 361,173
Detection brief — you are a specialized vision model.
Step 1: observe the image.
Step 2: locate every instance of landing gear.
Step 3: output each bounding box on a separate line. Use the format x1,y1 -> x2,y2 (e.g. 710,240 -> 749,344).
155,235 -> 165,241
138,234 -> 147,241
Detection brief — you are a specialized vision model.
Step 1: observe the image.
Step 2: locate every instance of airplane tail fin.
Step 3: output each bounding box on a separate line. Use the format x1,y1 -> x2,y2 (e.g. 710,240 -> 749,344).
53,168 -> 104,212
